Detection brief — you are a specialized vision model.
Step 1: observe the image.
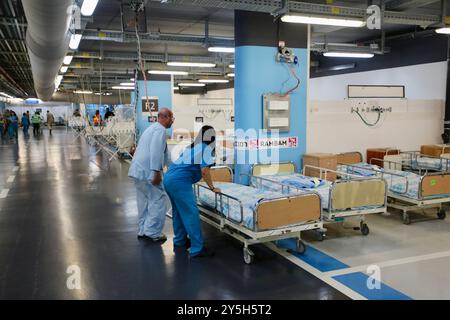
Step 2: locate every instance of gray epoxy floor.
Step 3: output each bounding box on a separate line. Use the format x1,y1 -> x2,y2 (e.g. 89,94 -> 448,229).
0,129 -> 347,300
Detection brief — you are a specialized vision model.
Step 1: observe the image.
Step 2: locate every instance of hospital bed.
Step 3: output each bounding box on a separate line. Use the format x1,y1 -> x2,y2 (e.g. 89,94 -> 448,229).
194,166 -> 323,264
400,151 -> 450,173
336,152 -> 450,224
248,162 -> 387,239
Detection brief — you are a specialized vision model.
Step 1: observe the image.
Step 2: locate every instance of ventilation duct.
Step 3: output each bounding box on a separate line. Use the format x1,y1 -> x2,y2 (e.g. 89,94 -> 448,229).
22,0 -> 73,101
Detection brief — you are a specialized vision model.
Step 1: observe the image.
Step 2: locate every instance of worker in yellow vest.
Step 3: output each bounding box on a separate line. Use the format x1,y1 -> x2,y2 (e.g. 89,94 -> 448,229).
93,110 -> 102,126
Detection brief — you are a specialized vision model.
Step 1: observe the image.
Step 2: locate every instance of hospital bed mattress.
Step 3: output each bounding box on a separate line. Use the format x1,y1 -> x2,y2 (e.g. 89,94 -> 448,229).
250,174 -> 331,209
337,163 -> 424,200
197,182 -> 306,230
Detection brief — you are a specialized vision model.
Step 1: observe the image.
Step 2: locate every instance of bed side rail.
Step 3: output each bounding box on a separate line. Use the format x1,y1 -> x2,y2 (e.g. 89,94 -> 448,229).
339,161 -> 409,195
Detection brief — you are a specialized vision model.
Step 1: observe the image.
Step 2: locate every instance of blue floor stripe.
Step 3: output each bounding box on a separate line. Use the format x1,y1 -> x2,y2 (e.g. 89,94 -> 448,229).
276,239 -> 350,272
333,272 -> 413,300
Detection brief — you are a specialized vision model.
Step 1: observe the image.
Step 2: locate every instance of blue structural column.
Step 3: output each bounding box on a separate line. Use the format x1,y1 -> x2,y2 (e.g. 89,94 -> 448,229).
234,11 -> 309,183
131,73 -> 173,140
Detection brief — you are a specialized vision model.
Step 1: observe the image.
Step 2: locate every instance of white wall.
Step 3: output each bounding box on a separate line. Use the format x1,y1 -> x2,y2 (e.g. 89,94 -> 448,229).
307,61 -> 447,159
172,88 -> 234,135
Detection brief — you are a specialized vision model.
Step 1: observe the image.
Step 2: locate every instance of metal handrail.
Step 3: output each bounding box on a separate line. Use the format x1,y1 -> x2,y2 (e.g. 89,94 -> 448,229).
196,183 -> 244,224
340,161 -> 409,195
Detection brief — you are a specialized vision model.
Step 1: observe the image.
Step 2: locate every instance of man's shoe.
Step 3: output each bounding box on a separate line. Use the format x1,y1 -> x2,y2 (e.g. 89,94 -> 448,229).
139,234 -> 167,243
191,247 -> 215,258
174,238 -> 191,249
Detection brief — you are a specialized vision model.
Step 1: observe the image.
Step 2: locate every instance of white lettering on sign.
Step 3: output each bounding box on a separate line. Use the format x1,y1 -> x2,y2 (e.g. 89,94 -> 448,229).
235,137 -> 298,150
367,5 -> 381,30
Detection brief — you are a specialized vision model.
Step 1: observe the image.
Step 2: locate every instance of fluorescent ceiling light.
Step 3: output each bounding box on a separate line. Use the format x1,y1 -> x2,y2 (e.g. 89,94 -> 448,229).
130,78 -> 135,81
81,0 -> 99,16
148,70 -> 189,75
69,34 -> 82,50
323,52 -> 374,58
229,64 -> 235,69
94,92 -> 112,96
435,27 -> 450,34
208,47 -> 235,53
74,90 -> 93,94
227,73 -> 235,77
55,75 -> 63,88
281,15 -> 365,27
111,86 -> 135,90
60,66 -> 68,73
173,87 -> 179,90
167,62 -> 216,68
63,55 -> 73,65
198,79 -> 229,83
120,82 -> 135,86
0,92 -> 13,99
178,83 -> 206,87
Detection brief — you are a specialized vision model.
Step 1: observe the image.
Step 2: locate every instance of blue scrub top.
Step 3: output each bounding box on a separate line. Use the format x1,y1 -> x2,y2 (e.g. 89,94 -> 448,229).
165,142 -> 215,184
21,116 -> 29,126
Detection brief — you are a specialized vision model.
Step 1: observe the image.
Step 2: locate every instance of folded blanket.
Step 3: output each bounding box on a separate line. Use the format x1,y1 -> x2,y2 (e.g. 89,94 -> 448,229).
281,176 -> 324,189
347,163 -> 381,176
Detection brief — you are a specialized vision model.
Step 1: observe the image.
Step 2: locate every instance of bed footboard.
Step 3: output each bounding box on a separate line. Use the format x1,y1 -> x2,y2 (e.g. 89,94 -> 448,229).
330,179 -> 387,211
255,193 -> 321,230
421,174 -> 450,198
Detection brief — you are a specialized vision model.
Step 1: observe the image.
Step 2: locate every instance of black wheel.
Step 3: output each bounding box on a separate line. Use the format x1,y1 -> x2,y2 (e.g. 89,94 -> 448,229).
243,248 -> 254,264
296,240 -> 306,254
438,209 -> 446,220
316,231 -> 325,242
360,223 -> 370,236
402,213 -> 411,225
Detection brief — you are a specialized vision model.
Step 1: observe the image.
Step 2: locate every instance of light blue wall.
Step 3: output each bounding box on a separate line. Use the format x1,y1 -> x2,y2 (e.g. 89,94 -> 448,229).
0,101 -> 5,113
132,80 -> 172,141
234,46 -> 308,184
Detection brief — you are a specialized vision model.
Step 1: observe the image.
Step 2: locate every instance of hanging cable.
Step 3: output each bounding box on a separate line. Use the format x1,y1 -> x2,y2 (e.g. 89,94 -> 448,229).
354,108 -> 382,127
134,9 -> 149,114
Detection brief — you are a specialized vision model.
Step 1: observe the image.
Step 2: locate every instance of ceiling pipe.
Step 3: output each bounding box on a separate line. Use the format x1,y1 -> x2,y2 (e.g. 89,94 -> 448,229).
21,0 -> 73,101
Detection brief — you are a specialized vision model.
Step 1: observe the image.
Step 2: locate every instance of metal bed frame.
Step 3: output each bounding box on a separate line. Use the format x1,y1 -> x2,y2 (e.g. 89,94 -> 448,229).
339,157 -> 449,225
249,162 -> 387,239
400,151 -> 450,173
194,166 -> 323,264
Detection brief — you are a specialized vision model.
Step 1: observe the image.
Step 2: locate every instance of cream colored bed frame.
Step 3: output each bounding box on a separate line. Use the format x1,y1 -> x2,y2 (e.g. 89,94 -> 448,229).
250,162 -> 387,236
195,166 -> 323,263
336,152 -> 450,224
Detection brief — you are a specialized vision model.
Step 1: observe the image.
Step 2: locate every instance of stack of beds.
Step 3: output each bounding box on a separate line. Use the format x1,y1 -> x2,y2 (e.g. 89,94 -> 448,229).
247,162 -> 387,236
336,152 -> 450,224
195,166 -> 323,264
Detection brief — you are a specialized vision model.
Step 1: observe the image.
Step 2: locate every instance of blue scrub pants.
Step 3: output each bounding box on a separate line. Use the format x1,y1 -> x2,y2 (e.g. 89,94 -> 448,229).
134,177 -> 169,238
164,179 -> 203,256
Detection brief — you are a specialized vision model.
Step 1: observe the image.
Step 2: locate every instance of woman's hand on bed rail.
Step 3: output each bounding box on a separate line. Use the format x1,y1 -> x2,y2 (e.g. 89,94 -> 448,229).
211,187 -> 221,193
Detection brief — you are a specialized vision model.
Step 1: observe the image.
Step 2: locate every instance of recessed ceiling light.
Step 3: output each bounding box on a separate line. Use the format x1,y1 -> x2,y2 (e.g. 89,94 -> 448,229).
323,52 -> 374,58
178,83 -> 206,87
208,47 -> 235,53
149,70 -> 189,75
167,62 -> 216,68
281,15 -> 365,27
198,79 -> 229,83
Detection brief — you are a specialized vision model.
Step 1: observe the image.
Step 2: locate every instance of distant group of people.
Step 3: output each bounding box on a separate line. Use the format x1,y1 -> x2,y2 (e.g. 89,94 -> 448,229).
0,109 -> 56,140
92,107 -> 115,126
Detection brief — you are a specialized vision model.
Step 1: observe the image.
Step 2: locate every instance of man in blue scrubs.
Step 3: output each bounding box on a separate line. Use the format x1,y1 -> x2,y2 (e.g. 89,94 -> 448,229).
128,108 -> 174,242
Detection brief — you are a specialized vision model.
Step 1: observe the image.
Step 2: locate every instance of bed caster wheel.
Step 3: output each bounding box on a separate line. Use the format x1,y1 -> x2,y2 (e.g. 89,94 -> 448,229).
243,248 -> 254,265
438,209 -> 446,220
295,240 -> 306,254
360,223 -> 369,236
402,214 -> 411,225
316,231 -> 325,242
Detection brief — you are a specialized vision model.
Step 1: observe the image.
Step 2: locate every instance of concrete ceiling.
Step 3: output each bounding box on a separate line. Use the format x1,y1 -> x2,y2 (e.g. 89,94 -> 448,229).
0,0 -> 448,101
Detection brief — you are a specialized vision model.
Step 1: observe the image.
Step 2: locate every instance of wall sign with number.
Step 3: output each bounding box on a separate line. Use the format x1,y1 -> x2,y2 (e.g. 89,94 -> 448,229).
142,97 -> 159,112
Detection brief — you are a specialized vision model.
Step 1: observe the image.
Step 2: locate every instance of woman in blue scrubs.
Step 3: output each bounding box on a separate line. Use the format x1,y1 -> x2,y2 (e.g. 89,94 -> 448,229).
164,126 -> 221,258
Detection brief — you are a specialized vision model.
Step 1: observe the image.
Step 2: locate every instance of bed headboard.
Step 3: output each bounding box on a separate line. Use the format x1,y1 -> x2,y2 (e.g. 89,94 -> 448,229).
337,152 -> 363,165
251,163 -> 296,176
209,166 -> 233,182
